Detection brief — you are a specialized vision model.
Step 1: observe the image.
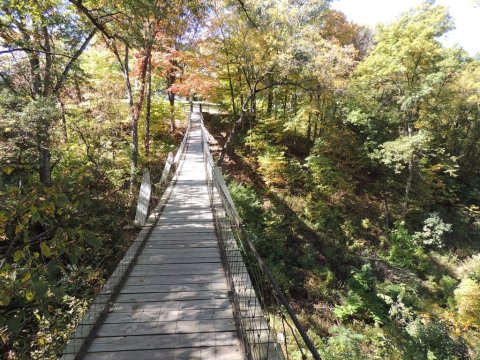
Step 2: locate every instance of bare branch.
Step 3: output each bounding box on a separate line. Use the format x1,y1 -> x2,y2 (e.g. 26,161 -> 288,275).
54,28 -> 98,94
237,0 -> 258,28
0,47 -> 74,58
68,0 -> 113,40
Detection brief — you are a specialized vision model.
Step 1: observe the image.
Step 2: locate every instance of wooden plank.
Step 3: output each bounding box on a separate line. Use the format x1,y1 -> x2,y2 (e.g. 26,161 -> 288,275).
115,290 -> 228,303
150,227 -> 215,234
159,152 -> 174,186
151,224 -> 215,231
146,236 -> 218,242
120,282 -> 227,294
159,215 -> 213,220
101,308 -> 235,324
160,207 -> 212,214
128,267 -> 224,278
124,273 -> 227,286
112,298 -> 232,313
134,168 -> 152,226
140,248 -> 220,256
136,256 -> 221,265
157,219 -> 214,225
150,229 -> 216,236
84,345 -> 243,360
87,332 -> 240,352
96,318 -> 237,337
144,242 -> 218,249
129,263 -> 223,276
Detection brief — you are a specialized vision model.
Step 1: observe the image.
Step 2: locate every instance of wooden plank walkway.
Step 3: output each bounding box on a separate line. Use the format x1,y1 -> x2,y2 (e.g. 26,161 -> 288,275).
83,110 -> 244,360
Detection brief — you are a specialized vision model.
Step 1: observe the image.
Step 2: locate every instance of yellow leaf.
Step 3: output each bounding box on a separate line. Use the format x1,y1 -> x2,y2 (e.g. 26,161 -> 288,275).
13,250 -> 22,262
0,294 -> 10,306
15,223 -> 24,235
23,272 -> 31,283
2,166 -> 14,175
25,290 -> 34,301
40,243 -> 51,258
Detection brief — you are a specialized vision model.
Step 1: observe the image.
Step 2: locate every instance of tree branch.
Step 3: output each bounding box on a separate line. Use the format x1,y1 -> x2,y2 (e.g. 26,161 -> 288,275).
68,0 -> 113,40
236,0 -> 258,28
0,47 -> 74,58
53,28 -> 98,94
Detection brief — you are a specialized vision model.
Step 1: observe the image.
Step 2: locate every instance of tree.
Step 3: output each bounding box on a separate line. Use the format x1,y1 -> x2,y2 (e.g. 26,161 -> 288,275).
345,4 -> 464,217
70,0 -> 204,186
0,0 -> 96,185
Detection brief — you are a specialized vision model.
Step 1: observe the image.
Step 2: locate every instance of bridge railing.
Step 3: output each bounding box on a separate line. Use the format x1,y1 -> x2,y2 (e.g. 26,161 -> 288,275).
199,113 -> 321,360
58,114 -> 191,360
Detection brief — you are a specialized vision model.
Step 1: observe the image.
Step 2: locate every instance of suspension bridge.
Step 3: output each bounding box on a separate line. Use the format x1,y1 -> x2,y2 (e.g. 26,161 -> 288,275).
61,105 -> 321,360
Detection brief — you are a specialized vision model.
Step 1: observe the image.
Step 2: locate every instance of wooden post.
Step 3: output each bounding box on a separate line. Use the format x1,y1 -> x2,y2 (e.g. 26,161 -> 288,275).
134,168 -> 152,226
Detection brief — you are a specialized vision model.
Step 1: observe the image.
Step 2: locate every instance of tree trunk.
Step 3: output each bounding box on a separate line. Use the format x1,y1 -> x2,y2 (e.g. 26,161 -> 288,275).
168,92 -> 176,133
226,61 -> 237,117
37,117 -> 52,186
74,76 -> 83,103
166,65 -> 177,133
382,192 -> 390,229
219,113 -> 244,164
292,87 -> 298,115
267,87 -> 273,116
108,42 -> 137,192
250,90 -> 256,125
307,113 -> 312,142
402,118 -> 414,218
29,49 -> 53,186
145,55 -> 152,158
403,157 -> 414,218
39,147 -> 52,186
59,100 -> 68,142
313,113 -> 319,143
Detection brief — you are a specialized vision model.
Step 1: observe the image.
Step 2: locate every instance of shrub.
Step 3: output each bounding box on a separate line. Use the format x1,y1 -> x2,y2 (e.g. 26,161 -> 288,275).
228,181 -> 263,230
322,326 -> 367,360
334,264 -> 388,324
413,213 -> 452,250
387,221 -> 418,268
257,146 -> 288,186
454,254 -> 480,329
406,318 -> 468,359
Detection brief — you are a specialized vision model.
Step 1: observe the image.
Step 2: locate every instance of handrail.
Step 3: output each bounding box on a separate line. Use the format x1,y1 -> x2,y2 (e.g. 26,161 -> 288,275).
199,112 -> 321,360
60,112 -> 192,360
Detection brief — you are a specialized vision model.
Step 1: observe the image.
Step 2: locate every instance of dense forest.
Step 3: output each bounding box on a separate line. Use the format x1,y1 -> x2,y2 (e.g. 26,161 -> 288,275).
1,0 -> 479,359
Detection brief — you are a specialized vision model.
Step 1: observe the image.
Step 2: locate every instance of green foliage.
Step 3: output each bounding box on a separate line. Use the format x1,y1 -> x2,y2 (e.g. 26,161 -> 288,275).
454,255 -> 480,329
413,213 -> 452,250
228,181 -> 263,232
334,264 -> 388,324
257,146 -> 288,187
322,326 -> 367,360
379,282 -> 418,326
406,318 -> 468,359
372,131 -> 431,174
149,98 -> 186,133
387,222 -> 418,268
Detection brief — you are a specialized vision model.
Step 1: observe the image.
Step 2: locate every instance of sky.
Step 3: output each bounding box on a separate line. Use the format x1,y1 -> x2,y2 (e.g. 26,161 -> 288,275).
330,0 -> 480,55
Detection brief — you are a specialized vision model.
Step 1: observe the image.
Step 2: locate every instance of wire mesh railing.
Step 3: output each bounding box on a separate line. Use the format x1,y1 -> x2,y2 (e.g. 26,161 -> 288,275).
199,112 -> 321,360
0,113 -> 191,360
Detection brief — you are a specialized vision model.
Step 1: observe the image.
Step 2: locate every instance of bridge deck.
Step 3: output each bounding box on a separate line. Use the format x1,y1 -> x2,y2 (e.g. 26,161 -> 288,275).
83,111 -> 243,359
